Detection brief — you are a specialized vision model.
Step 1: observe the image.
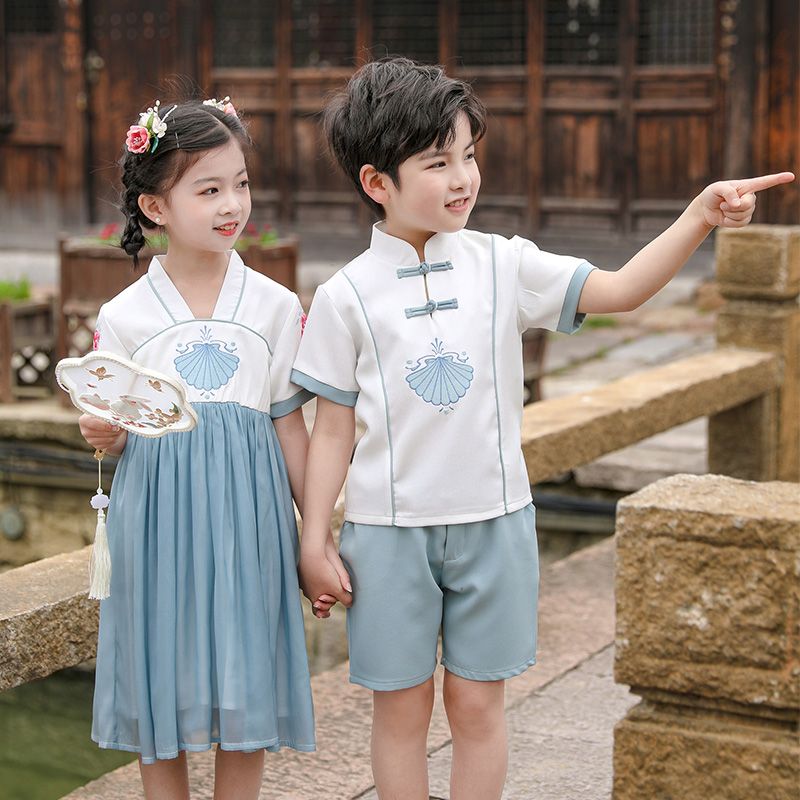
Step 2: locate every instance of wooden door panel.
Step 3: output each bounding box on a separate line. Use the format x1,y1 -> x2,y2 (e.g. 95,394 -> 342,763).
636,114 -> 712,198
85,1 -> 198,222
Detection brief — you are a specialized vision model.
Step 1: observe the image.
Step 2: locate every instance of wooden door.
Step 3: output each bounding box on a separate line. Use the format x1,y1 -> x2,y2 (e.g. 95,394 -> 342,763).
0,1 -> 70,233
83,0 -> 200,222
202,0 -> 725,236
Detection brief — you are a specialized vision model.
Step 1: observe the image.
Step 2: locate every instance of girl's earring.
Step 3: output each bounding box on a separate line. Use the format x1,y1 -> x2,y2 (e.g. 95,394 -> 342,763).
155,217 -> 161,225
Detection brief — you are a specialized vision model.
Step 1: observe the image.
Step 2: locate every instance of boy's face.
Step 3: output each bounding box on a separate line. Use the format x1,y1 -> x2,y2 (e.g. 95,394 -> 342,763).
381,111 -> 481,247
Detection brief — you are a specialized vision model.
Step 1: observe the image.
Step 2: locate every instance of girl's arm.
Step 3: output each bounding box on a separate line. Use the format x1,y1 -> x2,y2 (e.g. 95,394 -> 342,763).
274,405 -> 352,614
298,397 -> 355,606
273,407 -> 310,515
79,414 -> 127,456
577,172 -> 794,314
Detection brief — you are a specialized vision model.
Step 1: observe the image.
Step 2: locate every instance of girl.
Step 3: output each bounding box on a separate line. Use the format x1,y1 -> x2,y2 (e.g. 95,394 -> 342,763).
79,97 -> 345,799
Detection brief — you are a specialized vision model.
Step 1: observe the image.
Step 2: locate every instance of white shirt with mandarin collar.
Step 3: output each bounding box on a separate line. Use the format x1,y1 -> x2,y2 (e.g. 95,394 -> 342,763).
292,223 -> 596,527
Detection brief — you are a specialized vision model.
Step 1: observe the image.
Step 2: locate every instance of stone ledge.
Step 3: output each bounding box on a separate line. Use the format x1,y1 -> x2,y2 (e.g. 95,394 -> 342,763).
0,547 -> 97,692
0,398 -> 84,449
616,473 -> 799,548
61,537 -> 616,799
522,348 -> 779,484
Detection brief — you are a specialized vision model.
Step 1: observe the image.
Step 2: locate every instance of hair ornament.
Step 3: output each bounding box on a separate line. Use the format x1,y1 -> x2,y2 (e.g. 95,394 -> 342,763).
124,100 -> 177,155
203,96 -> 238,117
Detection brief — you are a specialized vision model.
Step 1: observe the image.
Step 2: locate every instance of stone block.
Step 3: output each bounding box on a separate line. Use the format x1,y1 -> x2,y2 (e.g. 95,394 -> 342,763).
615,474 -> 799,710
614,700 -> 799,800
716,225 -> 800,300
714,301 -> 799,481
0,547 -> 98,692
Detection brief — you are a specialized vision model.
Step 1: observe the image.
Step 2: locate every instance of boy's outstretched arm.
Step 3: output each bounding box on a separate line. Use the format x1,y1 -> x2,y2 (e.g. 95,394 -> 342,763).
577,172 -> 795,314
299,397 -> 355,613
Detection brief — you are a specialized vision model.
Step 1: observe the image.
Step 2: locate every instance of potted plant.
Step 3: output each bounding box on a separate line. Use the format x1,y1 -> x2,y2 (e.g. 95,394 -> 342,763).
0,279 -> 56,402
57,223 -> 298,362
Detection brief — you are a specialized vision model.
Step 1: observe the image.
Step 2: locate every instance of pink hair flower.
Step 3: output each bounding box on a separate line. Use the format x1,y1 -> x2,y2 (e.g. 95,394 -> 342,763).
125,125 -> 151,154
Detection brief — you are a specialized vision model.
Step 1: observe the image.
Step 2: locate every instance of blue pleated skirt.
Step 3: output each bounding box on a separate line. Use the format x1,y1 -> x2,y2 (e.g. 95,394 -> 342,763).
92,402 -> 315,763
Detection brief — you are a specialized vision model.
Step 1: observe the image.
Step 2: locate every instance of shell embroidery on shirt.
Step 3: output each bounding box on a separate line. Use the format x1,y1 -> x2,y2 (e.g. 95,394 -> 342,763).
405,338 -> 474,413
174,325 -> 239,398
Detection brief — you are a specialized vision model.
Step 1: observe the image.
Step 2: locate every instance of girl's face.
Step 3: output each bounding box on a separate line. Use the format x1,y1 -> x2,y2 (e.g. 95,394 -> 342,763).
160,138 -> 252,254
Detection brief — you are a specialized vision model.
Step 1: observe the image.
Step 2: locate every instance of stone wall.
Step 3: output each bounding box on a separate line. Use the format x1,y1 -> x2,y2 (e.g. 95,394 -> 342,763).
613,474 -> 799,799
0,400 -> 101,569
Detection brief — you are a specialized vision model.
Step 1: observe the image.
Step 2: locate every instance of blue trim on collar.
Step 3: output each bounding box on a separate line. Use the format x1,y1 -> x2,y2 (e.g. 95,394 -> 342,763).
230,265 -> 248,322
146,274 -> 177,324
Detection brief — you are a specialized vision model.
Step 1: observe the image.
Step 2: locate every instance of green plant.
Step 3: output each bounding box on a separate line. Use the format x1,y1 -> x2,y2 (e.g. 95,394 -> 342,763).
0,278 -> 31,302
88,222 -> 278,252
583,315 -> 618,329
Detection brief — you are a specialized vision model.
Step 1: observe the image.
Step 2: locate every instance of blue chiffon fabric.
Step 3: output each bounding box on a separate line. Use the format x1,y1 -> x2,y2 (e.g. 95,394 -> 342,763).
92,402 -> 315,763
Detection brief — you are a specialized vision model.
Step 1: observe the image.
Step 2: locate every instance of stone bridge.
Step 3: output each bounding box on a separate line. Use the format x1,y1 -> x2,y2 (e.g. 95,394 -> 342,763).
0,226 -> 798,798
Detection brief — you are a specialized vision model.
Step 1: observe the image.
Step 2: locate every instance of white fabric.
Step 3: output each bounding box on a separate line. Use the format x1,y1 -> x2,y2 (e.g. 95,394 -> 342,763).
293,225 -> 595,526
94,250 -> 308,417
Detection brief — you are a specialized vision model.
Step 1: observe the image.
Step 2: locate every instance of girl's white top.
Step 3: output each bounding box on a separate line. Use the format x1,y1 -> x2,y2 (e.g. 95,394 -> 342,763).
292,224 -> 596,527
93,250 -> 309,418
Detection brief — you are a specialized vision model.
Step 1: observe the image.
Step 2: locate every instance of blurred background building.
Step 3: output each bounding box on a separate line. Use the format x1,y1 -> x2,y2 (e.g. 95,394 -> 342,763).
0,0 -> 798,245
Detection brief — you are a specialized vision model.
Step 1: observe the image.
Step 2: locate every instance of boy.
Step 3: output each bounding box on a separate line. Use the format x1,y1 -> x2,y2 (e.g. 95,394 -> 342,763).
294,57 -> 792,799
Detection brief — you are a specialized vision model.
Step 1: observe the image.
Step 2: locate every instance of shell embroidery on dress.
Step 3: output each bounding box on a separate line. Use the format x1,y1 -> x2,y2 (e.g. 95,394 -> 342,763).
405,338 -> 474,414
174,325 -> 239,399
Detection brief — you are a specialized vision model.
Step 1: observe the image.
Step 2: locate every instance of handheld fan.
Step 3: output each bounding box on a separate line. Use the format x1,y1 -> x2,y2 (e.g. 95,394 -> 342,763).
55,351 -> 197,599
55,351 -> 197,435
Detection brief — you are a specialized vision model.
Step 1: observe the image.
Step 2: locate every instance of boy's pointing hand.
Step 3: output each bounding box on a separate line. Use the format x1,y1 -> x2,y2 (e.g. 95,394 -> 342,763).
698,171 -> 795,229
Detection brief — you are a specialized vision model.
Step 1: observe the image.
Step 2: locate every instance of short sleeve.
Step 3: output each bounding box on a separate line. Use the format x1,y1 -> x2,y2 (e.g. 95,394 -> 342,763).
93,305 -> 129,358
290,286 -> 359,407
268,295 -> 314,419
513,236 -> 596,334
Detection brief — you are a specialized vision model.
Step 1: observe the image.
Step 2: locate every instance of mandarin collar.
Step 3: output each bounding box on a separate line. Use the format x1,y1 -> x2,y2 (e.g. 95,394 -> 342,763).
368,223 -> 460,267
146,250 -> 246,322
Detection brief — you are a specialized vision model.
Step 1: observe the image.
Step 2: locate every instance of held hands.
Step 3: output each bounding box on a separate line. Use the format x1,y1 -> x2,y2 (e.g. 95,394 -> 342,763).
78,413 -> 127,455
697,172 -> 795,229
300,532 -> 352,620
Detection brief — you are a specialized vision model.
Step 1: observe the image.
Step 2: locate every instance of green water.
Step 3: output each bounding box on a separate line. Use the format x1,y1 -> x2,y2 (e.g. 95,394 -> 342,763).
0,667 -> 135,800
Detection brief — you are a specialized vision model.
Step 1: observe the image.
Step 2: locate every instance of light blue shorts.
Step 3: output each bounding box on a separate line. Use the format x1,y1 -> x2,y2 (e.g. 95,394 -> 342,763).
338,504 -> 539,691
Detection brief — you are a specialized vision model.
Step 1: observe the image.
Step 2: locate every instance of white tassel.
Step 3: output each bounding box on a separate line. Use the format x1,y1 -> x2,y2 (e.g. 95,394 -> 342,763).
89,449 -> 112,600
89,504 -> 111,600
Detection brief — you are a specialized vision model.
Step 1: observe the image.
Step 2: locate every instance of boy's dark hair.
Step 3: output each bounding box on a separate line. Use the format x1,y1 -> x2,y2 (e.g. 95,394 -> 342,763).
119,100 -> 252,267
323,58 -> 487,218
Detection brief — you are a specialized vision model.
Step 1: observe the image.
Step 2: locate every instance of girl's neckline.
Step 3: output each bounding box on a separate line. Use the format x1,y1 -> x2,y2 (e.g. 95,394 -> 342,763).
148,251 -> 246,323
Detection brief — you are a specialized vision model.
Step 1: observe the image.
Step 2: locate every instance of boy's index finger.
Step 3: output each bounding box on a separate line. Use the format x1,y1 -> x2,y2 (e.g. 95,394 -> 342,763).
736,172 -> 795,195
